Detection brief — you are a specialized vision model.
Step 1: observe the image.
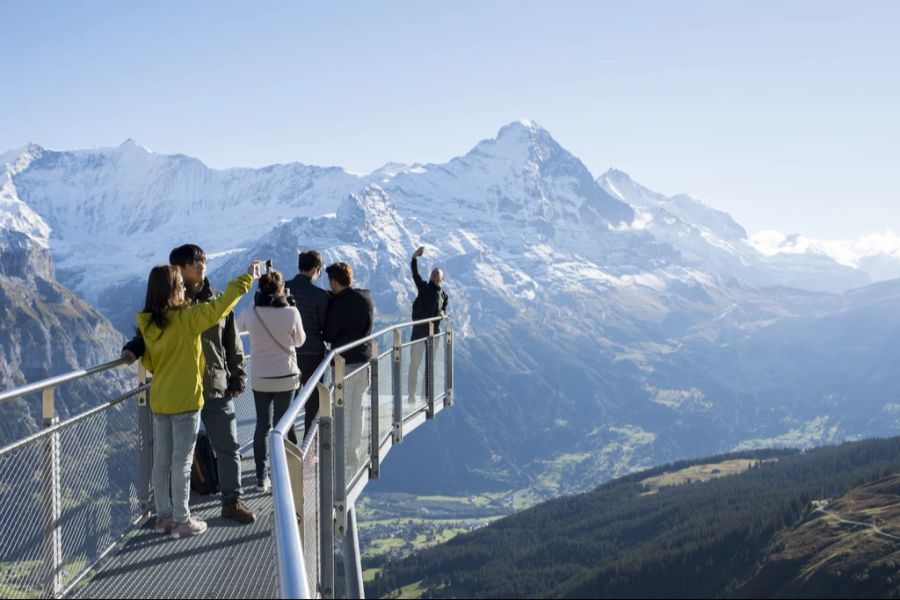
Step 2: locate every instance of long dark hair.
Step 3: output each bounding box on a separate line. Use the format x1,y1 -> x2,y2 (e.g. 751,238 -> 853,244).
142,265 -> 184,330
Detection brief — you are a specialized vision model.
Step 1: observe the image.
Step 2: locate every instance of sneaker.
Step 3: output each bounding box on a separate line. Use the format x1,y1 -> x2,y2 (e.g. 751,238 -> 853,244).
255,477 -> 270,493
222,498 -> 256,524
170,517 -> 208,539
153,516 -> 173,534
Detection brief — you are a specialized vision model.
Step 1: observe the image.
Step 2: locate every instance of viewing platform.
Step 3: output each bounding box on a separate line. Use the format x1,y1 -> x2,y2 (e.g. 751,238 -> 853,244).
0,317 -> 454,599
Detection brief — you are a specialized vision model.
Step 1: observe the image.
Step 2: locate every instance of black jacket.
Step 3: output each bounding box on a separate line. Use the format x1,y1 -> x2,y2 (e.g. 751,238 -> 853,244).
411,257 -> 449,340
323,287 -> 374,365
124,278 -> 247,399
285,273 -> 331,357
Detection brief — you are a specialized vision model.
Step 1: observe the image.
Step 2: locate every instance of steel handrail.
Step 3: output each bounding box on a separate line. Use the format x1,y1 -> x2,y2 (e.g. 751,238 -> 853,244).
270,433 -> 311,599
270,315 -> 448,598
0,383 -> 149,456
0,358 -> 129,404
272,316 -> 444,437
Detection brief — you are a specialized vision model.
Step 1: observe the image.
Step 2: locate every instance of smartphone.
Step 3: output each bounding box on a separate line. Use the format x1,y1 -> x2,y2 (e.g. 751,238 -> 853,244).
265,259 -> 273,275
252,262 -> 262,278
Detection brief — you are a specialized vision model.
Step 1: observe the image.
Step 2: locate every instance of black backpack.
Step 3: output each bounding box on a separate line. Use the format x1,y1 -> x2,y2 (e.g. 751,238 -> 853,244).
190,431 -> 220,495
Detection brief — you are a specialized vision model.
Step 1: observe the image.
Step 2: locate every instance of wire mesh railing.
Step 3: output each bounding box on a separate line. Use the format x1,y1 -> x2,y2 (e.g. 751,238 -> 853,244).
0,383 -> 149,599
433,332 -> 447,405
376,351 -> 393,450
342,365 -> 371,492
401,338 -> 429,420
299,424 -> 321,593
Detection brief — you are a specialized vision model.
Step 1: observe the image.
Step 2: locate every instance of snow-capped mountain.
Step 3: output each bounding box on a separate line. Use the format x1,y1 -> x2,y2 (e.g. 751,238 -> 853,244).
2,120 -> 898,495
5,140 -> 379,303
751,229 -> 900,282
598,169 -> 872,293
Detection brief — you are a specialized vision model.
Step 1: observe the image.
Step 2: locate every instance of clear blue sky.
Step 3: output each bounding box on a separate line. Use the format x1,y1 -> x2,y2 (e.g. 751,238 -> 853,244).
4,1 -> 898,238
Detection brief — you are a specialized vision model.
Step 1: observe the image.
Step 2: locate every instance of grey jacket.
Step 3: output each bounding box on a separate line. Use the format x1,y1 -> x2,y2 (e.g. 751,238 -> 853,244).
123,278 -> 247,400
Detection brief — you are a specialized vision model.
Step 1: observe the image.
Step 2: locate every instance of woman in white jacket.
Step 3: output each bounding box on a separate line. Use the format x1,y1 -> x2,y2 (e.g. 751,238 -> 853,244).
237,268 -> 306,492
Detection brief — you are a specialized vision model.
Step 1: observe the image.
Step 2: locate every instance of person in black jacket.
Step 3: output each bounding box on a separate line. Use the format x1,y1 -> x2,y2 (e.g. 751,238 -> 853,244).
323,261 -> 374,467
323,262 -> 374,366
284,250 -> 331,436
121,244 -> 255,524
408,246 -> 449,403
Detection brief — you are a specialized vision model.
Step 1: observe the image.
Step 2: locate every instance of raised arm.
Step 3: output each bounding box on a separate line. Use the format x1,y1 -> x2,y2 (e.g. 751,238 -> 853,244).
411,246 -> 426,293
184,261 -> 260,335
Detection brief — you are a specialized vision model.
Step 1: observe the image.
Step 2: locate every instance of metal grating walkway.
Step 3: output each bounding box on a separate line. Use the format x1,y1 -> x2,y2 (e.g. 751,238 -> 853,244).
69,456 -> 277,599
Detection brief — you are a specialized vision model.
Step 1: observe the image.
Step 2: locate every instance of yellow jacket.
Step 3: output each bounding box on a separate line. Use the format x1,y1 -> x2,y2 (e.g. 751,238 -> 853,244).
137,273 -> 252,414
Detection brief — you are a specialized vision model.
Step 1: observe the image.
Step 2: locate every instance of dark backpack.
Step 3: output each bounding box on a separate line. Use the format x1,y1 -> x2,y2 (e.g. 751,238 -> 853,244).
190,431 -> 219,495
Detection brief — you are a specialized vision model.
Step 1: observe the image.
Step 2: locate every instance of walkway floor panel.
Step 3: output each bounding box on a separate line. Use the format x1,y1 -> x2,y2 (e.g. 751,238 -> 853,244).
71,457 -> 276,599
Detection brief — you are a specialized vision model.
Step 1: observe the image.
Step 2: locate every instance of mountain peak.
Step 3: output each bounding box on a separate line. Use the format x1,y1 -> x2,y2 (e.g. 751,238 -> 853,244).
602,168 -> 633,181
1,143 -> 46,176
465,120 -> 570,167
495,118 -> 551,142
118,138 -> 148,152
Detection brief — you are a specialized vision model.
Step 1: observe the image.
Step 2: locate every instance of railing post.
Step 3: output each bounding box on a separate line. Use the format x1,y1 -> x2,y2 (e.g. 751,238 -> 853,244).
369,340 -> 380,479
445,319 -> 454,407
318,382 -> 335,600
41,386 -> 62,599
137,364 -> 153,517
343,505 -> 365,599
392,329 -> 403,444
425,321 -> 435,419
332,355 -> 347,537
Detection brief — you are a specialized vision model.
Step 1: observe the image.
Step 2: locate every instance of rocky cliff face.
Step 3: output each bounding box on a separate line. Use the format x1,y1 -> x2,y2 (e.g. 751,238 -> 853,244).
0,230 -> 127,445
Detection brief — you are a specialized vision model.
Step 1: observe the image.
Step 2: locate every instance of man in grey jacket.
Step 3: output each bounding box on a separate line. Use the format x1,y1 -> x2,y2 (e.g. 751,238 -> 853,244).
285,250 -> 331,437
122,244 -> 255,524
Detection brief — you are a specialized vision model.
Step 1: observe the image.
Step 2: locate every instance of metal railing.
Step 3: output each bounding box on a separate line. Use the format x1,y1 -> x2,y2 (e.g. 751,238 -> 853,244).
0,336 -> 264,599
0,359 -> 151,599
0,315 -> 454,599
269,316 -> 454,599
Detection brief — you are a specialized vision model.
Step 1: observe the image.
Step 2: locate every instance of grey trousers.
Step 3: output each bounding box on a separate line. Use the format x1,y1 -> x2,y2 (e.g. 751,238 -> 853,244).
201,396 -> 243,501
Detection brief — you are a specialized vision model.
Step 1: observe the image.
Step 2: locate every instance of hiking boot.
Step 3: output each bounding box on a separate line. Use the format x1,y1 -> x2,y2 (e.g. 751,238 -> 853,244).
222,498 -> 256,524
170,517 -> 208,539
153,516 -> 173,535
256,477 -> 271,493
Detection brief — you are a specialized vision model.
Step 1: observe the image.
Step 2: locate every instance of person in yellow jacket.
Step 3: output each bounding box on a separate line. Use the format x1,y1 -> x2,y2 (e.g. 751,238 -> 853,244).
138,259 -> 261,539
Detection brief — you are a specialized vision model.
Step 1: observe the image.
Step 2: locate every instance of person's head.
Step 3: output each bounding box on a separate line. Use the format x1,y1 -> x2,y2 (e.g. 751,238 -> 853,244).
142,265 -> 186,330
258,269 -> 285,296
169,244 -> 207,292
298,250 -> 324,278
430,268 -> 444,286
325,262 -> 352,294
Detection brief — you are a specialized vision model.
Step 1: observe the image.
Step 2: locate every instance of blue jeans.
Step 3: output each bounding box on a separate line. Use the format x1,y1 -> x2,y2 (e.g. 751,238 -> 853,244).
152,411 -> 201,522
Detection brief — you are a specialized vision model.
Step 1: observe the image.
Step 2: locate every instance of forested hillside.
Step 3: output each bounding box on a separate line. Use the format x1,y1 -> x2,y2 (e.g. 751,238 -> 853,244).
371,438 -> 900,598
